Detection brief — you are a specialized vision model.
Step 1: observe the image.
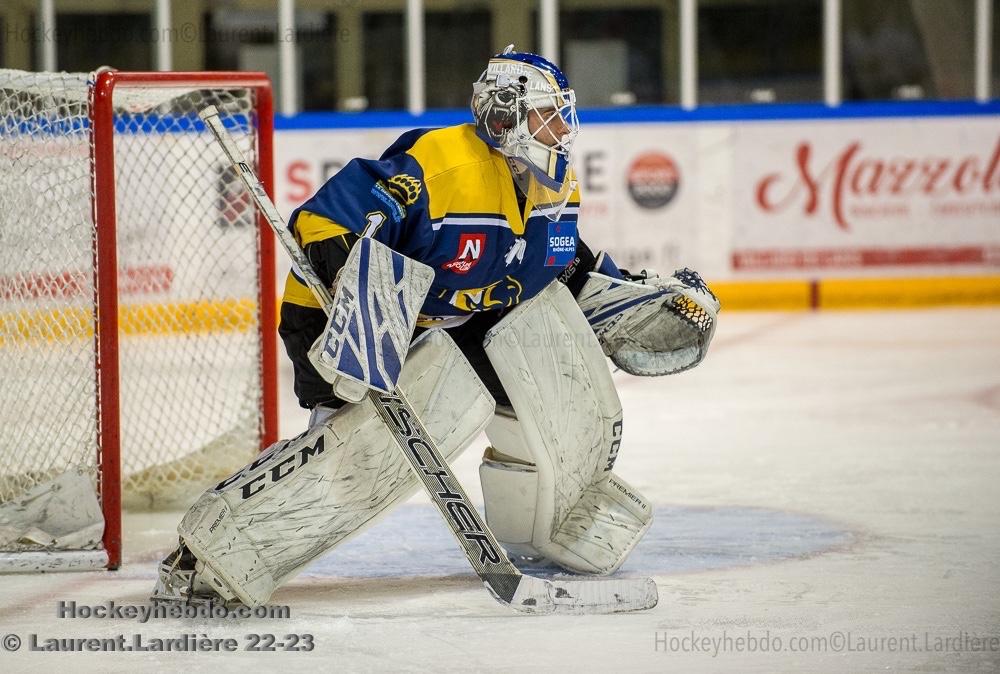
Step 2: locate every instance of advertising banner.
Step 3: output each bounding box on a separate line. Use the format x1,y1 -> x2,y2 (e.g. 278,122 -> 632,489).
274,123 -> 705,277
273,114 -> 1000,283
570,124 -> 703,276
733,117 -> 1000,276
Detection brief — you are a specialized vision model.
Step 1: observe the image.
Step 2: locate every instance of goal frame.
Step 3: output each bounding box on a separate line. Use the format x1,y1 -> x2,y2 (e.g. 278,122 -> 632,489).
90,71 -> 278,570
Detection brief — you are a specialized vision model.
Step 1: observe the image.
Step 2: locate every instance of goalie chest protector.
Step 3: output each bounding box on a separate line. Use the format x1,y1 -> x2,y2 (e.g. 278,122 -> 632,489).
287,123 -> 582,327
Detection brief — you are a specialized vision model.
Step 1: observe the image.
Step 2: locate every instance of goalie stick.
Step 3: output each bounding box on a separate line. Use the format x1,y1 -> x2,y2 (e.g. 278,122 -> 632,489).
199,106 -> 657,615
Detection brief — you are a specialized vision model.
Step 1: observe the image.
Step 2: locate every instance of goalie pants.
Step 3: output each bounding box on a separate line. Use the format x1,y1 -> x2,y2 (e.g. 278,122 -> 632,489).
278,235 -> 598,411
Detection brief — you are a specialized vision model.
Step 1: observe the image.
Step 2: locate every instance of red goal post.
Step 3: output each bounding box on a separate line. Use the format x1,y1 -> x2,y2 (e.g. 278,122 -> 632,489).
0,70 -> 279,571
91,71 -> 278,569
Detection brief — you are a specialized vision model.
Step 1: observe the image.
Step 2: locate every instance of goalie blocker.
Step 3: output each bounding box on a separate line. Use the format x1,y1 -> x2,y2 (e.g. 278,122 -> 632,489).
307,236 -> 435,403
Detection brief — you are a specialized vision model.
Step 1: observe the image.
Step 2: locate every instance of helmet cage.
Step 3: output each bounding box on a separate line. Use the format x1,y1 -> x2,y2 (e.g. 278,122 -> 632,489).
514,88 -> 579,186
472,51 -> 579,200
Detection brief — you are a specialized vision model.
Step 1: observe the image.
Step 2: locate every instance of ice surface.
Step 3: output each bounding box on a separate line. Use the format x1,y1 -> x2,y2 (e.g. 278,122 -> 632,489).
1,308 -> 998,672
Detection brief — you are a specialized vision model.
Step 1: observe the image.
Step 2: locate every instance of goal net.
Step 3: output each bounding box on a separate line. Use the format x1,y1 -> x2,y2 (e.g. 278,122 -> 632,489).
0,70 -> 277,571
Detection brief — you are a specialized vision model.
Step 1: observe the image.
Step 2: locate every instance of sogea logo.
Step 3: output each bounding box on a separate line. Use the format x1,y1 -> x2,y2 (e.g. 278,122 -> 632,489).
545,221 -> 577,267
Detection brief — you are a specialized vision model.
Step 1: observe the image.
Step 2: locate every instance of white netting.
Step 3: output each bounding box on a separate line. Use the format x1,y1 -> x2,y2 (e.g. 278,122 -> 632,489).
0,70 -> 270,555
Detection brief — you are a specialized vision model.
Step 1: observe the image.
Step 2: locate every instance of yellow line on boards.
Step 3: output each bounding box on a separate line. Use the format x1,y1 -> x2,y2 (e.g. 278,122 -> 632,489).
3,276 -> 999,346
712,276 -> 1000,310
0,299 -> 258,345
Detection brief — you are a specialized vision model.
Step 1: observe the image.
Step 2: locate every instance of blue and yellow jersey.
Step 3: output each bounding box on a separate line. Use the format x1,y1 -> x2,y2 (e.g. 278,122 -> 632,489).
282,123 -> 582,328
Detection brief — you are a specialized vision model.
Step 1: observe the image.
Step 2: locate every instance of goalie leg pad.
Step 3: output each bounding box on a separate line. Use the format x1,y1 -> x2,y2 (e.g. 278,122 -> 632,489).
480,451 -> 652,574
478,410 -> 538,560
481,281 -> 652,575
173,329 -> 495,607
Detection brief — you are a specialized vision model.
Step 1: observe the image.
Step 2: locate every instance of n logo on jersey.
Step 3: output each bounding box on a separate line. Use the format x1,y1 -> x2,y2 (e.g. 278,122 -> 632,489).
442,233 -> 486,274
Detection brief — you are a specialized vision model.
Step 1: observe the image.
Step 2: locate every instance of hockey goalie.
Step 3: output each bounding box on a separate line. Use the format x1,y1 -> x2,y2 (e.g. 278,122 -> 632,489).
153,46 -> 720,609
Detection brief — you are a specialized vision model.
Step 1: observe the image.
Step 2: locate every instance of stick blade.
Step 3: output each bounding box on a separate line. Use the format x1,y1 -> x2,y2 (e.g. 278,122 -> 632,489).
504,575 -> 658,615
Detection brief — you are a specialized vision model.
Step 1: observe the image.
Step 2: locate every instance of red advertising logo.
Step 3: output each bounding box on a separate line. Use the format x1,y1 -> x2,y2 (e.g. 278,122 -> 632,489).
442,233 -> 486,274
755,138 -> 1000,230
627,152 -> 680,209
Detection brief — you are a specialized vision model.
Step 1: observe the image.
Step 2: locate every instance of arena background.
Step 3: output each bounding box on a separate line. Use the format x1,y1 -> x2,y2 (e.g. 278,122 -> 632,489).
2,0 -> 997,309
3,4 -> 1000,673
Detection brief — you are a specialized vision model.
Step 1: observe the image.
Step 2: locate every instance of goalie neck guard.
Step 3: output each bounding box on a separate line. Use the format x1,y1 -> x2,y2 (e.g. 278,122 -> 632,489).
471,45 -> 579,220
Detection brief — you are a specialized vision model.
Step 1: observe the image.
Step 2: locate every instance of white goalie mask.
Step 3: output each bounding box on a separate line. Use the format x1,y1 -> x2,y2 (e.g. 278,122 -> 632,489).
471,45 -> 579,220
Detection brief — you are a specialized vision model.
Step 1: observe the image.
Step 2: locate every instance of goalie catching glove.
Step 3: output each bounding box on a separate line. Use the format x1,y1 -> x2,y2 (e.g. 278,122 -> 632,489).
576,252 -> 720,376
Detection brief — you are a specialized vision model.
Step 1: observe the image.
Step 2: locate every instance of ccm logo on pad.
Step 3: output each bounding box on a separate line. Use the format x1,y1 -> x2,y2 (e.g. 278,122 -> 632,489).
443,233 -> 486,274
214,435 -> 327,501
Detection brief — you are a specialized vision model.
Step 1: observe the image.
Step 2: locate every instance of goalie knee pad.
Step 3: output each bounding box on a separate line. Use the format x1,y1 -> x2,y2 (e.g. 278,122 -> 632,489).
480,281 -> 652,575
166,329 -> 494,607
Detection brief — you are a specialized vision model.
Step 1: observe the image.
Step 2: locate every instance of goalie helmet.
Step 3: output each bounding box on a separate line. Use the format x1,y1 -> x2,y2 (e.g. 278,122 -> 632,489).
471,45 -> 579,218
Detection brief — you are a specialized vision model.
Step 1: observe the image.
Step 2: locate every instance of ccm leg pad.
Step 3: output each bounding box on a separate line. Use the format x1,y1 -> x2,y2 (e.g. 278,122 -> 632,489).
481,281 -> 652,575
169,329 -> 494,607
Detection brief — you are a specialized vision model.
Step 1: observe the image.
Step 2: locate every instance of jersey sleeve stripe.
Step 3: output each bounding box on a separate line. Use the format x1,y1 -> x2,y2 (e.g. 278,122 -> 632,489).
295,210 -> 353,246
281,271 -> 323,309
